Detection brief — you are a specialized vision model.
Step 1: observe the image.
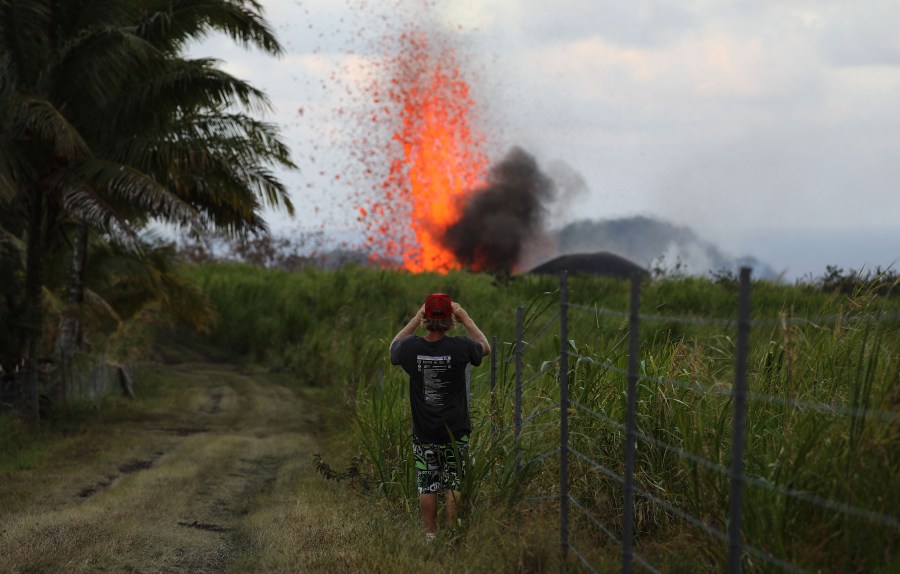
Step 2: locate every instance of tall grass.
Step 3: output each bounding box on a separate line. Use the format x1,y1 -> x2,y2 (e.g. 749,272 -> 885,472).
187,263 -> 900,572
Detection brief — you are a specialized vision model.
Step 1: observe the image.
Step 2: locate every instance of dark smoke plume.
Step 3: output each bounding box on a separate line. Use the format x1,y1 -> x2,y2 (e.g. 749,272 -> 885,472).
443,147 -> 555,273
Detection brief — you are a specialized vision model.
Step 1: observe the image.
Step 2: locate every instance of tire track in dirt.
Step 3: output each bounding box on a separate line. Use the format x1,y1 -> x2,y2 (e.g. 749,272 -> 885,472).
0,362 -> 314,573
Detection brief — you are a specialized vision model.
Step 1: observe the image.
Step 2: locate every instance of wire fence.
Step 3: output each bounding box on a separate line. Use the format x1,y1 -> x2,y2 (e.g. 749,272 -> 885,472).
483,269 -> 899,573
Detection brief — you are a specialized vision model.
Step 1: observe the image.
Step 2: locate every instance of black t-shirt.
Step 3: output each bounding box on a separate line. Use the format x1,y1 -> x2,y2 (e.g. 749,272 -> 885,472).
390,335 -> 484,443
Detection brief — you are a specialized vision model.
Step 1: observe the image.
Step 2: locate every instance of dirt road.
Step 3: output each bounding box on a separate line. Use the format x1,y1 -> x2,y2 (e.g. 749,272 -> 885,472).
0,360 -> 326,573
0,355 -> 584,574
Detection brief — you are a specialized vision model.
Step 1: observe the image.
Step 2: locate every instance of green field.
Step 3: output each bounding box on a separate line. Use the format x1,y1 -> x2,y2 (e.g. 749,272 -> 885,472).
184,263 -> 899,573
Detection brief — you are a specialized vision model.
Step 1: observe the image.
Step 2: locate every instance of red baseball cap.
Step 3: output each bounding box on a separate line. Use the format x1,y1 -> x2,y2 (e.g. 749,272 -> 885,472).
424,293 -> 453,319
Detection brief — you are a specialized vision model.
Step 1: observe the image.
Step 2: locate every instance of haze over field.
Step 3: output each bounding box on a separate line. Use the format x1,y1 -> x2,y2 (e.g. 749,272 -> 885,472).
189,0 -> 900,280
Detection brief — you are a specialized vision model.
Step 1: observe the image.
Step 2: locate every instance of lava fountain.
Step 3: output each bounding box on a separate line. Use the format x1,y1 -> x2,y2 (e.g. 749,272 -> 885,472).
358,32 -> 488,273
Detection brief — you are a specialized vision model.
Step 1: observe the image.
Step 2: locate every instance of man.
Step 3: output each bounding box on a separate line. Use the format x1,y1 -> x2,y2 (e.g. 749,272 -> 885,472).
389,293 -> 490,542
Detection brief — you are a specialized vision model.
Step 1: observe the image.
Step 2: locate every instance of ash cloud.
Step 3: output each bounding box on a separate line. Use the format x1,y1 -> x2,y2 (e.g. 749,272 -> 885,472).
442,147 -> 555,273
437,145 -> 778,279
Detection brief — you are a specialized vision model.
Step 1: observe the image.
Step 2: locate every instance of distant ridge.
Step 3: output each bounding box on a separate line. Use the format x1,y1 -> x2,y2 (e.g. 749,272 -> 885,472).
527,252 -> 648,279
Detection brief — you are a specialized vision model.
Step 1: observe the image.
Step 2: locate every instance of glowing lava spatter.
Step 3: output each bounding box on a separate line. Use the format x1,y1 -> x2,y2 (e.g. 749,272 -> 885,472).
359,32 -> 487,273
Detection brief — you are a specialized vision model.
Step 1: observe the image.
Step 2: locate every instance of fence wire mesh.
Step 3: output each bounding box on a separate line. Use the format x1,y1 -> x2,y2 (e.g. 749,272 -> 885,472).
485,269 -> 898,573
568,352 -> 899,424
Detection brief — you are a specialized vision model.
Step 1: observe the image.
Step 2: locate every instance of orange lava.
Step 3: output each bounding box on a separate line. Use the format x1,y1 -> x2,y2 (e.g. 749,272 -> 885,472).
359,33 -> 487,273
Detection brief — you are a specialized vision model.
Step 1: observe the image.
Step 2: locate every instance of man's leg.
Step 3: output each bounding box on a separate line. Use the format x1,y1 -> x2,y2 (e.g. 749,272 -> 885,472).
413,434 -> 441,540
420,493 -> 438,534
445,489 -> 460,528
443,435 -> 469,529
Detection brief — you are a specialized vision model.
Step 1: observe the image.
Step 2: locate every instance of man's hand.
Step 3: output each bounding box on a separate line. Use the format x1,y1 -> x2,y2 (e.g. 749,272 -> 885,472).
452,302 -> 490,357
451,302 -> 468,321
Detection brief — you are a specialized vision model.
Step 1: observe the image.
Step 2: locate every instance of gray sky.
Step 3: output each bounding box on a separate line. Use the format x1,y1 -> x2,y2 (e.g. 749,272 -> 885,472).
189,0 -> 900,280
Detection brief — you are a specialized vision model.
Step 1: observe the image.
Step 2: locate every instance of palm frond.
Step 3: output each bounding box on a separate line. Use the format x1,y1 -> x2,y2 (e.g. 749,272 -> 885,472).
175,178 -> 270,238
83,286 -> 123,323
110,58 -> 273,135
47,26 -> 162,114
175,113 -> 295,167
56,179 -> 137,241
101,111 -> 295,225
0,223 -> 25,283
69,159 -> 201,229
0,56 -> 23,199
60,0 -> 142,39
220,160 -> 293,214
87,231 -> 217,332
0,0 -> 53,88
13,96 -> 91,159
137,0 -> 283,56
0,137 -> 23,201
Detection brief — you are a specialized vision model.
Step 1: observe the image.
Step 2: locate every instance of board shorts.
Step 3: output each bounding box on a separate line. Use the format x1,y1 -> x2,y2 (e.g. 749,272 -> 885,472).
412,434 -> 469,495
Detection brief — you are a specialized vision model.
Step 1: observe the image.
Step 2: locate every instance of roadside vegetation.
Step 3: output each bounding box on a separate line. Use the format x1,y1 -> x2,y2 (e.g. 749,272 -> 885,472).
185,262 -> 899,573
3,261 -> 896,572
0,0 -> 294,420
0,331 -> 597,573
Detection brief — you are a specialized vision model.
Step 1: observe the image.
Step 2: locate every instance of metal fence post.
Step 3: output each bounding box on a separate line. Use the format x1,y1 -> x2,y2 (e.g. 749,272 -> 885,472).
491,335 -> 498,437
559,271 -> 570,564
515,307 -> 524,450
728,267 -> 752,573
622,273 -> 641,574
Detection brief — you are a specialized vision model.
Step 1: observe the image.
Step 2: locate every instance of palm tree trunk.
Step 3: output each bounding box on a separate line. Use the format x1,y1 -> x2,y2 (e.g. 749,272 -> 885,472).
22,190 -> 45,421
57,222 -> 89,402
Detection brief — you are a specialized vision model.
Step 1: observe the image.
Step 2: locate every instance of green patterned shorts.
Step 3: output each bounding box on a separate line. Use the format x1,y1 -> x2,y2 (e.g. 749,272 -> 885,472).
412,434 -> 469,495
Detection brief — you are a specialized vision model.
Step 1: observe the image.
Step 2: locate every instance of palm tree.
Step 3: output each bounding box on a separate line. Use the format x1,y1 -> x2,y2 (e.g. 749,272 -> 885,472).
0,0 -> 296,417
0,9 -> 100,415
56,1 -> 296,373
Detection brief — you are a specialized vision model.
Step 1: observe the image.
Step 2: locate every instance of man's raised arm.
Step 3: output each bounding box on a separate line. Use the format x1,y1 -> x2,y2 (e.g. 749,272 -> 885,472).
452,303 -> 490,356
390,306 -> 425,353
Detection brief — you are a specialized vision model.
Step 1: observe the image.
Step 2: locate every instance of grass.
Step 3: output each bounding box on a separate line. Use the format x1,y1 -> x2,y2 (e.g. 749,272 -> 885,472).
1,338 -> 591,573
4,264 -> 897,572
186,263 -> 899,573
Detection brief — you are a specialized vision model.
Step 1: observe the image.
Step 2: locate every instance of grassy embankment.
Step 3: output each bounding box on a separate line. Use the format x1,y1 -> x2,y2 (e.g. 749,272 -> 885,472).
3,339 -> 529,573
187,263 -> 899,573
2,263 -> 896,572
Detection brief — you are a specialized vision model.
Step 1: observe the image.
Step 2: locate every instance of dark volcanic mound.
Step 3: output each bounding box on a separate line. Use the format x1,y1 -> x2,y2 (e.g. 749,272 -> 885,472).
527,252 -> 648,279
